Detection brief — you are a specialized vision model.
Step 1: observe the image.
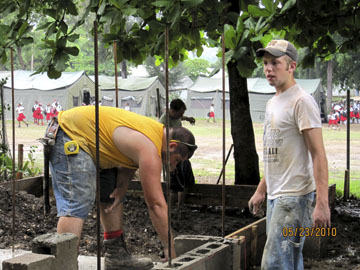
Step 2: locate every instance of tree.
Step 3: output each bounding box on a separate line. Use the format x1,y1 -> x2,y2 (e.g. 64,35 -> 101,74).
1,0 -> 359,185
183,58 -> 210,80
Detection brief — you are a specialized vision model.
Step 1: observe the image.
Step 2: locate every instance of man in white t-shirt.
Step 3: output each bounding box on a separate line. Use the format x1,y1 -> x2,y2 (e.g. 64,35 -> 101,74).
248,40 -> 331,270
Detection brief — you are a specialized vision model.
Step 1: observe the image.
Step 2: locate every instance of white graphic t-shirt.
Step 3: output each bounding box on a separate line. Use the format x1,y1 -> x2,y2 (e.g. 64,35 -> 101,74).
263,84 -> 322,199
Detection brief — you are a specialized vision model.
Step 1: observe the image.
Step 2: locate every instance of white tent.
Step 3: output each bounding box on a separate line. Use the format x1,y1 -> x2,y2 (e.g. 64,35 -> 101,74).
186,76 -> 325,122
1,70 -> 95,120
90,75 -> 165,117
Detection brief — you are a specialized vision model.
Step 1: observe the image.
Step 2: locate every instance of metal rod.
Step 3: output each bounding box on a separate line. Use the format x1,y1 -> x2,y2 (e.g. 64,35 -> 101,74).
43,144 -> 50,214
10,47 -> 16,254
17,144 -> 23,179
165,27 -> 172,267
216,144 -> 234,185
94,20 -> 101,270
346,90 -> 350,171
113,42 -> 119,108
156,88 -> 161,118
344,90 -> 351,200
221,33 -> 226,237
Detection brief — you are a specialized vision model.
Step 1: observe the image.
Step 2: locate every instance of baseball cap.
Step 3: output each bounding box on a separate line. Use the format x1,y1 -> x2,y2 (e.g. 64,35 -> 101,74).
256,40 -> 297,61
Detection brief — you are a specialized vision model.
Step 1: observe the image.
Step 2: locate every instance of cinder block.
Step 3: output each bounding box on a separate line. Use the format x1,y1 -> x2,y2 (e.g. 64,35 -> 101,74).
174,235 -> 223,256
154,239 -> 236,270
303,234 -> 329,258
32,233 -> 79,270
2,253 -> 54,270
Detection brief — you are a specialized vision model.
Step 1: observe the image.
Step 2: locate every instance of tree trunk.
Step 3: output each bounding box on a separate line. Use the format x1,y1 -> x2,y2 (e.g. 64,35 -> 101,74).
326,60 -> 333,112
121,60 -> 127,78
17,46 -> 26,70
228,61 -> 260,185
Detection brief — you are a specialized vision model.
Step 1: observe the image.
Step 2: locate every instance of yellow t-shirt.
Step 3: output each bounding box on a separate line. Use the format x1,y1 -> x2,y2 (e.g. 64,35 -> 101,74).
58,106 -> 164,169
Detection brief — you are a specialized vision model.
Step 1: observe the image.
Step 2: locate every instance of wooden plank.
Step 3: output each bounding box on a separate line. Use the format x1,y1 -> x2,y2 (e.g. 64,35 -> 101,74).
0,176 -> 44,197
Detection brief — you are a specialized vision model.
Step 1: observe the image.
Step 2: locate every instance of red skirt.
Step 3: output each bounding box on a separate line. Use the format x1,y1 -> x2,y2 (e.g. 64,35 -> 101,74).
17,113 -> 26,121
46,113 -> 52,121
209,112 -> 215,117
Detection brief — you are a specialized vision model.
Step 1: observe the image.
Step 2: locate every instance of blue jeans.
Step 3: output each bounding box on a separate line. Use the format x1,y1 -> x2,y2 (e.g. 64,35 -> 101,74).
262,192 -> 314,270
49,128 -> 96,219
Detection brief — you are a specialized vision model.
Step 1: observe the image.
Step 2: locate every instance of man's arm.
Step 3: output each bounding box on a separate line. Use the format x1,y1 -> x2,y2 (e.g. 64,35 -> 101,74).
103,167 -> 136,214
303,128 -> 331,228
112,127 -> 175,258
248,177 -> 267,216
181,115 -> 195,125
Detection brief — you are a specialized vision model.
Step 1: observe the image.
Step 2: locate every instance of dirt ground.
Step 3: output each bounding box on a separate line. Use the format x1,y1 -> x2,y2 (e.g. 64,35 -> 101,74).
1,122 -> 360,268
0,184 -> 359,269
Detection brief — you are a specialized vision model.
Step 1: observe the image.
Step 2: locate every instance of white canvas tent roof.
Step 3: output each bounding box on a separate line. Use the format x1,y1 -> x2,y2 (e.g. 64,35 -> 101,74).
186,76 -> 324,121
89,75 -> 165,116
1,70 -> 95,120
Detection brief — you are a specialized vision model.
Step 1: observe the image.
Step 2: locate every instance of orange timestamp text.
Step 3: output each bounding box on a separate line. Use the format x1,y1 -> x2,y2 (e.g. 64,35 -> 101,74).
282,227 -> 336,237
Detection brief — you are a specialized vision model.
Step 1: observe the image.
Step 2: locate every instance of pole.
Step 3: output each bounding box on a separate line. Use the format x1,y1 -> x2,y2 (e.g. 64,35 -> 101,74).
156,88 -> 161,118
221,33 -> 226,237
113,42 -> 119,108
165,27 -> 172,267
10,47 -> 16,254
17,144 -> 23,179
94,20 -> 101,270
344,90 -> 350,200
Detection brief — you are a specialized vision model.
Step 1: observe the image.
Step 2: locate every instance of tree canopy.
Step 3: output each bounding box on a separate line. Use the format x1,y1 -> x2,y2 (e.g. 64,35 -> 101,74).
1,0 -> 359,184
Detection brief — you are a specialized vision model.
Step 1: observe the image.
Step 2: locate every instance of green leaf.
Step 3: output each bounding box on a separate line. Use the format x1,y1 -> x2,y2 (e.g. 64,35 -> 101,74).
64,46 -> 79,56
196,46 -> 203,58
17,21 -> 29,37
67,34 -> 80,42
148,20 -> 165,33
54,51 -> 69,71
44,9 -> 58,20
248,5 -> 271,17
236,56 -> 257,78
224,24 -> 236,49
36,21 -> 53,31
47,66 -> 62,79
66,1 -> 78,16
59,21 -> 68,35
262,0 -> 275,13
280,0 -> 296,14
182,0 -> 204,8
152,0 -> 172,8
18,37 -> 33,46
109,0 -> 128,9
123,7 -> 137,16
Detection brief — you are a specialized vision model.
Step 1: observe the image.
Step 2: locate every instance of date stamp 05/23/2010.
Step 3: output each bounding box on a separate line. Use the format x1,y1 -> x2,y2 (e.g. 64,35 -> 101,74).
282,227 -> 337,237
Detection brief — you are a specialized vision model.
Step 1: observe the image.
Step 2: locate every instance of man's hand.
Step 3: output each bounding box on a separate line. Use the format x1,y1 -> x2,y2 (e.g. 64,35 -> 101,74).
312,202 -> 331,228
103,187 -> 123,214
187,117 -> 195,125
248,191 -> 266,217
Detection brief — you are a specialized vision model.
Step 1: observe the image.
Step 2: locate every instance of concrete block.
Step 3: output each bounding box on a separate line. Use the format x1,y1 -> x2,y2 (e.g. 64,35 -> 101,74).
174,235 -> 223,256
155,239 -> 238,270
2,253 -> 54,270
32,233 -> 79,270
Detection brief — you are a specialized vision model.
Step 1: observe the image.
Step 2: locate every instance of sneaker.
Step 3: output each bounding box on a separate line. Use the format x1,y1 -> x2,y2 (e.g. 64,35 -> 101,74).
104,234 -> 153,270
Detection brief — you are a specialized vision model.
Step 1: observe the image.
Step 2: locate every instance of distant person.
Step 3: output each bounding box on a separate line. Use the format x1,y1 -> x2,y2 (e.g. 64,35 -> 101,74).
32,101 -> 39,124
45,103 -> 52,123
35,103 -> 44,125
207,103 -> 215,123
249,39 -> 330,270
159,99 -> 196,207
124,103 -> 131,111
15,103 -> 28,128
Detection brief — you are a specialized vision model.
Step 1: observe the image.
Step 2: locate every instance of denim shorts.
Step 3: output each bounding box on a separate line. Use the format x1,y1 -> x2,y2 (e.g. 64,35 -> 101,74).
261,192 -> 314,270
49,128 -> 96,219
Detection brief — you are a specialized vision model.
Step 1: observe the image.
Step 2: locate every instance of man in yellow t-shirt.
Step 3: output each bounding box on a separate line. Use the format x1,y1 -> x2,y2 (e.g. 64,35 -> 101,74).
49,106 -> 197,270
